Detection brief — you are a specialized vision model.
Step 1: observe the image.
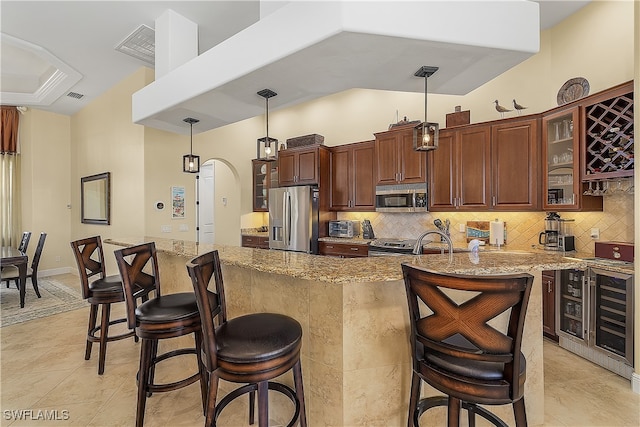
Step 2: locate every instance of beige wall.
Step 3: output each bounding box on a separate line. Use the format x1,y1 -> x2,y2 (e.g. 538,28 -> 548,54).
17,109 -> 71,272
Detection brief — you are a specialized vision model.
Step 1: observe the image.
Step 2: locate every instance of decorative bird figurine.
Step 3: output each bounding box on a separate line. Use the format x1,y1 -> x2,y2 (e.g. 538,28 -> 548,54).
513,99 -> 527,115
494,100 -> 512,118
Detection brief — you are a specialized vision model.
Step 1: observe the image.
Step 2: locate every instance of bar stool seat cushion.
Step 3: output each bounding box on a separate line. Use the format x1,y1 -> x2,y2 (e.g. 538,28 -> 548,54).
135,292 -> 201,323
217,313 -> 302,364
88,275 -> 125,294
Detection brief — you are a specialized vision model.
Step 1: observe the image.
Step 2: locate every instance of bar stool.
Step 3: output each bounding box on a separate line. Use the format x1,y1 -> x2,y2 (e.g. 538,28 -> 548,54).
114,242 -> 207,427
186,250 -> 307,427
70,236 -> 135,375
402,264 -> 533,427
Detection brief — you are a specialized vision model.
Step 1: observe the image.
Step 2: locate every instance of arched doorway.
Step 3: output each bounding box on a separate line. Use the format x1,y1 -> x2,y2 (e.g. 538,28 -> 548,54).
197,159 -> 241,246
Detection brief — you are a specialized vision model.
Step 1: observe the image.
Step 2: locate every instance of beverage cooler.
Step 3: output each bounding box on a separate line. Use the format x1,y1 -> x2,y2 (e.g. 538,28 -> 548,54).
557,269 -> 587,341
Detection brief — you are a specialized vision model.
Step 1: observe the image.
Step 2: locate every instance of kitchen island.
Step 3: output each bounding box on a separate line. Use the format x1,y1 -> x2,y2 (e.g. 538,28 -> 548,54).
105,237 -> 586,426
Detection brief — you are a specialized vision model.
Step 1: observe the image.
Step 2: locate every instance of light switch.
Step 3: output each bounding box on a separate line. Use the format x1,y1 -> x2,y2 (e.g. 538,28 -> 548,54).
161,225 -> 172,233
458,224 -> 466,233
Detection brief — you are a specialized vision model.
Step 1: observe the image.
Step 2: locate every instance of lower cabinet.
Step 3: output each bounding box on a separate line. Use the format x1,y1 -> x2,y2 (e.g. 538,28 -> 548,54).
241,235 -> 269,249
319,241 -> 369,257
542,270 -> 558,341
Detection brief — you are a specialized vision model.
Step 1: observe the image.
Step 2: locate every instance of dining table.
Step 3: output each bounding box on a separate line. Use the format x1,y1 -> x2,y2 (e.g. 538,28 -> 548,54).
1,246 -> 28,308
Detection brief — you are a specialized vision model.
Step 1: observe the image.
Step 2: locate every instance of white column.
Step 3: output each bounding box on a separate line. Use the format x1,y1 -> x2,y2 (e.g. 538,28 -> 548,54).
155,9 -> 198,79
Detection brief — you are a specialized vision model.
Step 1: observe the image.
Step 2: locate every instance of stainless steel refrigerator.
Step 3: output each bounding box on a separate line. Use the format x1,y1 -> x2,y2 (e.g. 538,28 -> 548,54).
269,185 -> 319,254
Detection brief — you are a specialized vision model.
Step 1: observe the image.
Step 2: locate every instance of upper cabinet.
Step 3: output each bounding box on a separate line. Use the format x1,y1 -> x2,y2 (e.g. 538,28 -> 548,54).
252,159 -> 278,212
542,108 -> 602,211
374,125 -> 427,185
429,117 -> 539,212
278,144 -> 331,187
582,81 -> 634,181
330,140 -> 375,211
429,124 -> 490,211
491,117 -> 540,210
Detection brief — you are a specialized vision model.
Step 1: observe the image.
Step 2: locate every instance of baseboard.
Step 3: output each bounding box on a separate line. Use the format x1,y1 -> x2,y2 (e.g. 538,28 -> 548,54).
38,267 -> 73,277
632,372 -> 640,394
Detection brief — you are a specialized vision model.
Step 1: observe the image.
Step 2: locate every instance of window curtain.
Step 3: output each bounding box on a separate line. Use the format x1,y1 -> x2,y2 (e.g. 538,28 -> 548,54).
1,106 -> 21,247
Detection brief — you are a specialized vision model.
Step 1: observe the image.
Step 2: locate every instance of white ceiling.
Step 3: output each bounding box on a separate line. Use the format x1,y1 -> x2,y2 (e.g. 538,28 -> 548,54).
1,1 -> 590,129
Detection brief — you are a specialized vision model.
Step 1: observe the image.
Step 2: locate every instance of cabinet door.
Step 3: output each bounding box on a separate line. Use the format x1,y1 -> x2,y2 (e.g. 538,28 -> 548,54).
297,149 -> 319,184
399,132 -> 426,183
458,126 -> 491,210
351,141 -> 375,210
278,151 -> 297,186
330,147 -> 351,210
542,270 -> 558,341
375,134 -> 399,185
491,118 -> 540,210
428,130 -> 456,210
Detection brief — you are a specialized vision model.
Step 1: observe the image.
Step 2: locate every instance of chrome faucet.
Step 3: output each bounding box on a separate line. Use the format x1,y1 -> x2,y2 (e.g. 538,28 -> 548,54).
413,230 -> 454,261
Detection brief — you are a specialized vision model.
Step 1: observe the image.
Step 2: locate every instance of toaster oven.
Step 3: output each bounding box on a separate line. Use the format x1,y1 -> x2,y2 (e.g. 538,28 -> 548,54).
328,220 -> 360,238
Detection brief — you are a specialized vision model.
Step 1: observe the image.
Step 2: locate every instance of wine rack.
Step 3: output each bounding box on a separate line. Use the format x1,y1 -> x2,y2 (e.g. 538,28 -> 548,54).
584,87 -> 634,180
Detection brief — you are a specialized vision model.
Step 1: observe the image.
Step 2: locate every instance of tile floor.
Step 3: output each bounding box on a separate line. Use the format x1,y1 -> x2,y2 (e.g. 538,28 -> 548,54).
1,273 -> 639,426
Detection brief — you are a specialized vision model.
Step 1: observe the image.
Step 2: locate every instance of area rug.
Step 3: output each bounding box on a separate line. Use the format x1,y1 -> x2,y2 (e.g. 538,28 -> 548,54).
0,278 -> 86,327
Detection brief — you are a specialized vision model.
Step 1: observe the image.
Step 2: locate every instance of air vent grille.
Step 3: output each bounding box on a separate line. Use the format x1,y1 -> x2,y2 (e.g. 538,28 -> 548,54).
115,24 -> 155,65
67,92 -> 84,99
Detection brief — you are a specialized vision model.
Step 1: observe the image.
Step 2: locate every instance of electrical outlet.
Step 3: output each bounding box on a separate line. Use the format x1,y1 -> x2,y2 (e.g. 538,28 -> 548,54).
590,228 -> 600,239
161,225 -> 172,233
458,224 -> 466,233
55,256 -> 61,263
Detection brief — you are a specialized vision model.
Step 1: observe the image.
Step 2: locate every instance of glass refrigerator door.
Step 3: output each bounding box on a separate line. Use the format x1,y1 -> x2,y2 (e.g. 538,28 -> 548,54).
557,269 -> 586,340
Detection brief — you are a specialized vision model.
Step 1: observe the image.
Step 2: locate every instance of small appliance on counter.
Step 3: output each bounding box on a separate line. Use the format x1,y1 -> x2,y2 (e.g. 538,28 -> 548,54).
539,212 -> 575,251
328,220 -> 360,238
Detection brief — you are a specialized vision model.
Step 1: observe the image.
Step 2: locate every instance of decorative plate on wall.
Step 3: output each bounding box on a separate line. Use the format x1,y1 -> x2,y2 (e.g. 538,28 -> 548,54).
557,77 -> 590,105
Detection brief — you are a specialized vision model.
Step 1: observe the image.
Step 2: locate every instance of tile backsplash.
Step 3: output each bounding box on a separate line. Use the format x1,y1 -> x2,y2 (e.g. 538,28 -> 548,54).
338,193 -> 634,255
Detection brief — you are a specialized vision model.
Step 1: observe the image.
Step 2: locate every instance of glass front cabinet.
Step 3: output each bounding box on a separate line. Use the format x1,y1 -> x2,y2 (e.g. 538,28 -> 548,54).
542,108 -> 581,210
252,159 -> 278,212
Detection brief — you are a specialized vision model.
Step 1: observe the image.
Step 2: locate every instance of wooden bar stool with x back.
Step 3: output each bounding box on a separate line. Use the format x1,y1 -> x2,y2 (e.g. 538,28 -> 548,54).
114,242 -> 207,427
187,250 -> 307,427
402,264 -> 533,427
70,236 -> 136,375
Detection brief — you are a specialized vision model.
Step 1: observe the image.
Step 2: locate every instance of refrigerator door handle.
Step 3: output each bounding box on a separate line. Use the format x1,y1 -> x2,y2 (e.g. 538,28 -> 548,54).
283,191 -> 291,246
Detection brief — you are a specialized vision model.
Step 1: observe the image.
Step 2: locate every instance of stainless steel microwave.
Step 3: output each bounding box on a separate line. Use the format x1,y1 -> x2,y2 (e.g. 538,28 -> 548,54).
375,184 -> 428,212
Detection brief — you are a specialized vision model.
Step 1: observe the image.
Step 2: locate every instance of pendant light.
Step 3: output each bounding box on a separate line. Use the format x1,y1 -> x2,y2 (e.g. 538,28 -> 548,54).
183,117 -> 200,173
413,66 -> 439,151
256,89 -> 278,161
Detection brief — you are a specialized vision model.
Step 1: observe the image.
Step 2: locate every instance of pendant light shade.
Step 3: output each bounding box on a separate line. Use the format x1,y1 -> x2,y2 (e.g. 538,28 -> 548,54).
256,89 -> 278,162
183,117 -> 200,173
413,66 -> 440,151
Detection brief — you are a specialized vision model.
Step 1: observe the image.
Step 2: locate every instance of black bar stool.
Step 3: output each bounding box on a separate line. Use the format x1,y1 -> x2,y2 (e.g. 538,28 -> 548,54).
70,236 -> 135,375
114,242 -> 207,427
402,264 -> 533,427
187,250 -> 307,427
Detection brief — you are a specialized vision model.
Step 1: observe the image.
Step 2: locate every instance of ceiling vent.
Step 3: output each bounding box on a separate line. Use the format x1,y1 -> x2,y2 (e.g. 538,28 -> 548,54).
67,91 -> 84,99
115,24 -> 155,65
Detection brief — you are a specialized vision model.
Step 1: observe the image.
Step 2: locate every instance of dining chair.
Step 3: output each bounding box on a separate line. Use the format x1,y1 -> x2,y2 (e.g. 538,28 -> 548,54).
1,232 -> 45,298
3,231 -> 31,288
402,264 -> 533,427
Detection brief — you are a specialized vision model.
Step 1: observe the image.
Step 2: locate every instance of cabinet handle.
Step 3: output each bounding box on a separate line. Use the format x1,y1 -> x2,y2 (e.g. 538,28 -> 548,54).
572,193 -> 575,204
547,280 -> 552,293
350,247 -> 359,251
492,196 -> 496,206
326,245 -> 334,249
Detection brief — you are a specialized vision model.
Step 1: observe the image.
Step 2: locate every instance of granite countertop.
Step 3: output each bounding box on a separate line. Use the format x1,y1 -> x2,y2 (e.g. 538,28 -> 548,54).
105,236 -> 593,285
241,230 -> 269,237
318,237 -> 374,245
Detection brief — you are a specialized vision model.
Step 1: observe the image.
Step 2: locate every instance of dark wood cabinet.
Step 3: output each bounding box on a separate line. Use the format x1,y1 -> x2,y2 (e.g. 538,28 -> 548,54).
319,241 -> 368,257
241,235 -> 269,249
252,159 -> 278,212
491,117 -> 540,211
542,270 -> 558,341
330,140 -> 375,211
374,125 -> 426,185
429,117 -> 540,211
278,145 -> 330,187
429,125 -> 490,211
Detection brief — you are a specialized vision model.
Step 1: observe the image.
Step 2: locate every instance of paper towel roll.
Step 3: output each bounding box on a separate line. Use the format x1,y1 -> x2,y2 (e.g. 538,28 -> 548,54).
490,219 -> 505,246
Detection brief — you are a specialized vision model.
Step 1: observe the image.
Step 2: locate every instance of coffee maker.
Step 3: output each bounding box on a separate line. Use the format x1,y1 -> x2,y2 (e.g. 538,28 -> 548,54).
539,212 -> 575,251
539,212 -> 560,250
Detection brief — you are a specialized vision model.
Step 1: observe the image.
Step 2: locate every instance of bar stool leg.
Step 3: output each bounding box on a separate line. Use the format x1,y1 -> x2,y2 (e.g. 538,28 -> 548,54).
85,305 -> 98,360
136,339 -> 153,427
448,397 -> 461,427
257,380 -> 269,427
98,303 -> 111,375
195,330 -> 208,415
293,360 -> 307,427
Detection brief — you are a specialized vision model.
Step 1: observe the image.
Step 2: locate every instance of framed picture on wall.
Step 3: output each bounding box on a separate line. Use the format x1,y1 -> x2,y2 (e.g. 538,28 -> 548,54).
171,186 -> 185,219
